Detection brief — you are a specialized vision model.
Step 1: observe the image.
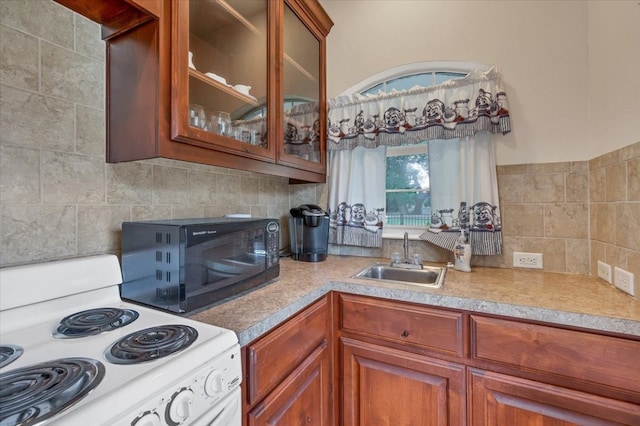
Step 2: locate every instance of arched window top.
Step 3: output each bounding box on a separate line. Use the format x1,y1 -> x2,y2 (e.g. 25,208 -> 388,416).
340,61 -> 490,96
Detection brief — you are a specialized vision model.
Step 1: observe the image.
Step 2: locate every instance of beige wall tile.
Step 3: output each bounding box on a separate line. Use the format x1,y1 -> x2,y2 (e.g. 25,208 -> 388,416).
41,41 -> 103,108
77,205 -> 129,254
76,105 -> 105,156
260,179 -> 289,207
215,173 -> 243,206
152,165 -> 189,205
521,237 -> 566,272
595,203 -> 616,244
628,157 -> 640,201
0,145 -> 40,203
523,174 -> 564,203
544,203 -> 588,238
172,205 -> 205,219
0,25 -> 39,91
502,203 -> 544,237
621,141 -> 640,161
107,162 -> 153,205
528,162 -> 571,174
0,85 -> 75,150
616,203 -> 640,251
497,174 -> 524,203
565,238 -> 590,274
130,205 -> 172,221
589,167 -> 606,202
42,151 -> 105,204
565,171 -> 588,202
0,0 -> 73,48
239,176 -> 261,206
497,164 -> 528,175
605,162 -> 626,202
74,14 -> 103,60
570,161 -> 588,172
626,251 -> 640,297
188,170 -> 218,205
1,204 -> 76,264
590,240 -> 606,277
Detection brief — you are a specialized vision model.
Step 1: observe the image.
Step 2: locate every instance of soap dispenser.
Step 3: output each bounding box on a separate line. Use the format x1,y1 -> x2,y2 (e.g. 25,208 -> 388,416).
454,229 -> 472,272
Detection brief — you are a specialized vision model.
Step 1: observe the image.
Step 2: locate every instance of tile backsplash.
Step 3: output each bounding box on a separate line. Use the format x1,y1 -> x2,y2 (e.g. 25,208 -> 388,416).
1,1 -> 638,295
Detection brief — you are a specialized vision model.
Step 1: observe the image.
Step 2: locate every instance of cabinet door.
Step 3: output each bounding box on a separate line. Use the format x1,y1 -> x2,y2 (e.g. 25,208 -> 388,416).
276,0 -> 328,175
171,0 -> 275,161
469,368 -> 640,425
247,339 -> 332,426
341,337 -> 466,426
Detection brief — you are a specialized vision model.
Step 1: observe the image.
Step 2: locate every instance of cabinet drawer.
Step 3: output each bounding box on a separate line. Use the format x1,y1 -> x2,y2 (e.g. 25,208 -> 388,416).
471,315 -> 640,395
339,294 -> 464,356
246,296 -> 329,405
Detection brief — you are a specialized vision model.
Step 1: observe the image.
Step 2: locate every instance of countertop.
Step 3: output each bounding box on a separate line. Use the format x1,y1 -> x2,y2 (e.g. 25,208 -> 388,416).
189,256 -> 640,346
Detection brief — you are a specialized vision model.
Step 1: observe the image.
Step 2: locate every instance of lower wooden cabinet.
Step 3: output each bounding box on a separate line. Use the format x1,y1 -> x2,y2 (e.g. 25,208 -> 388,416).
248,340 -> 331,425
341,337 -> 466,426
469,368 -> 640,425
243,292 -> 639,426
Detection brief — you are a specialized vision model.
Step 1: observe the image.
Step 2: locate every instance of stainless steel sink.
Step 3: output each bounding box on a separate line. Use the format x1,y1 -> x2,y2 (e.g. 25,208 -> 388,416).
353,263 -> 446,288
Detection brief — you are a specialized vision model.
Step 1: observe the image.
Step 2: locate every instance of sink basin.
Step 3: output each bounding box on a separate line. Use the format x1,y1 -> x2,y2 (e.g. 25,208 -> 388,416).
353,263 -> 446,288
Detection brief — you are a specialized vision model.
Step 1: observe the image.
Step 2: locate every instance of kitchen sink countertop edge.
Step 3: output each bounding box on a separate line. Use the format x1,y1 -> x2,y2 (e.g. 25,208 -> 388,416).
189,256 -> 640,346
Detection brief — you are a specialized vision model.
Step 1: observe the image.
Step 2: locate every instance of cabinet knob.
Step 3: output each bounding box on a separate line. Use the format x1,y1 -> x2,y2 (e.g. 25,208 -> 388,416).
401,330 -> 410,337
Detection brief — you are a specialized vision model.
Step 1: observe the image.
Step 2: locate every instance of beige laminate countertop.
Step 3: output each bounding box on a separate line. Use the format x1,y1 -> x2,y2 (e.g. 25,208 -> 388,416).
189,256 -> 640,346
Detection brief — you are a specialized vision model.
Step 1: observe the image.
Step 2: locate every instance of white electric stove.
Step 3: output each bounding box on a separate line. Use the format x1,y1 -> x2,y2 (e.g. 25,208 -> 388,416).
0,255 -> 242,426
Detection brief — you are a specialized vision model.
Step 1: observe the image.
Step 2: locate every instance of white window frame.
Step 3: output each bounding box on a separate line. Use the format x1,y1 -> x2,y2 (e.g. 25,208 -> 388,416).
340,61 -> 488,239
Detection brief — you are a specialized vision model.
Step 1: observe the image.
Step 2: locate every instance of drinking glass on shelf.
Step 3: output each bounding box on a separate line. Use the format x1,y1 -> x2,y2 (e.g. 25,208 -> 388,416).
216,112 -> 231,136
207,111 -> 219,133
189,104 -> 206,129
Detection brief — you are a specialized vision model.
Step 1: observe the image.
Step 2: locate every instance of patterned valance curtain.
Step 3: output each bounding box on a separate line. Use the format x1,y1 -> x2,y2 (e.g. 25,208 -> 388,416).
327,66 -> 511,255
326,66 -> 510,151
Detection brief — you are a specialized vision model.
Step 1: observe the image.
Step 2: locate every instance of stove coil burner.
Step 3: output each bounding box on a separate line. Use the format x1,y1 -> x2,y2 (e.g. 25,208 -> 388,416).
0,345 -> 24,369
105,325 -> 198,365
0,357 -> 104,426
53,307 -> 139,339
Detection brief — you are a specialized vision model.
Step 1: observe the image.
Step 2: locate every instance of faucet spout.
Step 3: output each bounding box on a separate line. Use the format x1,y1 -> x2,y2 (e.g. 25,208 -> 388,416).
403,232 -> 409,263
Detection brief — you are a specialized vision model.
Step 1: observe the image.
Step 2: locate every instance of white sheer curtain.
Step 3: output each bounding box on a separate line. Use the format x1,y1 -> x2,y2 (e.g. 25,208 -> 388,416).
328,146 -> 386,248
422,131 -> 502,255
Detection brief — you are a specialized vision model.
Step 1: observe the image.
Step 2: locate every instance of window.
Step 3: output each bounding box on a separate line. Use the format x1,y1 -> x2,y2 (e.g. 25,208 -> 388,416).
342,62 -> 486,231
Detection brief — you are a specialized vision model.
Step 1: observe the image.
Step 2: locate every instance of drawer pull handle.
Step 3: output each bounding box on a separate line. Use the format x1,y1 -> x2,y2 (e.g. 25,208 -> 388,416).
401,330 -> 410,337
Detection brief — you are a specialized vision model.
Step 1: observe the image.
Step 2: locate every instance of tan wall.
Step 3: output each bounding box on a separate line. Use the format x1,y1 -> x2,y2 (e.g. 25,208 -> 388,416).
320,0 -> 640,165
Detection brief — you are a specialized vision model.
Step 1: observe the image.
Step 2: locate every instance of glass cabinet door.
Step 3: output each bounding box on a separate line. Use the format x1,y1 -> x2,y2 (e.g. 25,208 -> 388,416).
172,0 -> 271,157
279,1 -> 325,171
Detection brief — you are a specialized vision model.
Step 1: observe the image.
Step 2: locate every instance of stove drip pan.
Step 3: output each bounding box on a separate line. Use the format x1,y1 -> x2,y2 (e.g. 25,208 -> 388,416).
53,307 -> 139,339
0,357 -> 104,426
0,345 -> 23,369
105,325 -> 198,365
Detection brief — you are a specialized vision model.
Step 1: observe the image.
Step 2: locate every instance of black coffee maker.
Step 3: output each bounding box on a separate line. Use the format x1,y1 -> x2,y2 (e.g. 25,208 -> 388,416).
289,204 -> 329,262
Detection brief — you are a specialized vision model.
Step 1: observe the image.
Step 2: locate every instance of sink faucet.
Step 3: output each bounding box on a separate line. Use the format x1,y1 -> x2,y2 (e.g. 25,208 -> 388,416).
391,232 -> 422,269
403,232 -> 409,263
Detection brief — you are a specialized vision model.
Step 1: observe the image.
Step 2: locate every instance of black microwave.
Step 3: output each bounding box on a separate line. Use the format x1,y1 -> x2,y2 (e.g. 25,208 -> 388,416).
120,217 -> 280,313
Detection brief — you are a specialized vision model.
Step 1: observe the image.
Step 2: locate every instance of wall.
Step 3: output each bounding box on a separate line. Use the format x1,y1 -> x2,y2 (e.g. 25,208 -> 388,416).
0,0 -> 322,267
320,0 -> 640,165
1,1 -> 638,288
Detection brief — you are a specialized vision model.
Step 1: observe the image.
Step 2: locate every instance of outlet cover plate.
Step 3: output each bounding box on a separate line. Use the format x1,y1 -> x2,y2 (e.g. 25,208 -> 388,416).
614,267 -> 635,296
513,252 -> 543,269
597,261 -> 612,283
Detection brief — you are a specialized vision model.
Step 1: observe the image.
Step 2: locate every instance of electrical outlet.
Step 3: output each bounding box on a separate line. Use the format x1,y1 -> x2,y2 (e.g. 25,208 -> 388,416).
614,267 -> 635,296
597,260 -> 612,283
513,252 -> 543,269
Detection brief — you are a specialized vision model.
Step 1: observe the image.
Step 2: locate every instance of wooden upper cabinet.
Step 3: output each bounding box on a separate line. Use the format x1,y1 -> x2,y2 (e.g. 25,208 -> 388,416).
171,0 -> 275,162
54,0 -> 333,183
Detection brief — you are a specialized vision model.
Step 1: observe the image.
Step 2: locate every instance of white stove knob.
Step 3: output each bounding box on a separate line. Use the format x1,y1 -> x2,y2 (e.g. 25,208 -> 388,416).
168,388 -> 194,423
133,412 -> 161,426
205,370 -> 226,395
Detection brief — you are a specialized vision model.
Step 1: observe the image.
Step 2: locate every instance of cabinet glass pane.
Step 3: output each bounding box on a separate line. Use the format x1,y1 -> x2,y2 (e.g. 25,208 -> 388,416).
188,0 -> 267,148
283,3 -> 321,163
